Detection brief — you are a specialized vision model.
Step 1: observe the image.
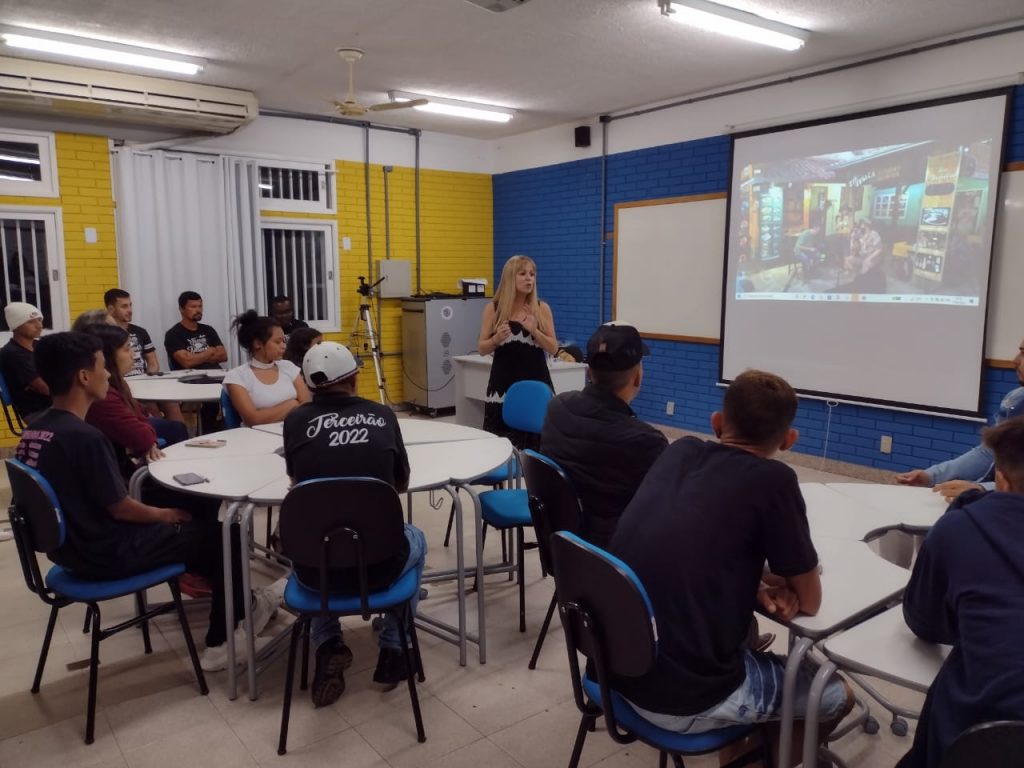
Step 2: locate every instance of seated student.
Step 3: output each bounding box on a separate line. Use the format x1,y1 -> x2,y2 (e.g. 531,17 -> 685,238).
164,291 -> 227,433
13,332 -> 282,672
1,302 -> 51,423
71,309 -> 113,331
283,326 -> 322,369
283,341 -> 425,706
897,337 -> 1024,501
609,370 -> 852,765
540,322 -> 668,547
270,294 -> 309,340
897,417 -> 1024,768
224,311 -> 311,426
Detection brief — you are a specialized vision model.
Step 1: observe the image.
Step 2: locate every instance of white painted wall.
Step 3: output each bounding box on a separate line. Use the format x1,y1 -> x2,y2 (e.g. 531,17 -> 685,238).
492,28 -> 1024,174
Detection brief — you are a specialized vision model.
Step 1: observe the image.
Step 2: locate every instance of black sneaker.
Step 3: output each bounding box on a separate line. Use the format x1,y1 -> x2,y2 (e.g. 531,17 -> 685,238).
311,638 -> 353,707
372,647 -> 409,691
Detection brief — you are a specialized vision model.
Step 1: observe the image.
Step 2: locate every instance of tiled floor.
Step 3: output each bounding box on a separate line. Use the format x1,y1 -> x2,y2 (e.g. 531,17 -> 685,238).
0,441 -> 925,767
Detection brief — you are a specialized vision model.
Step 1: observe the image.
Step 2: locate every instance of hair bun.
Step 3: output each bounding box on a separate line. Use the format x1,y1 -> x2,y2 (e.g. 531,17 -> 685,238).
235,308 -> 260,327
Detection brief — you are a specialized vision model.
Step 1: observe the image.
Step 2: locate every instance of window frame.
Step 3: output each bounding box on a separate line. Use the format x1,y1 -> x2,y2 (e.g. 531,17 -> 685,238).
0,206 -> 70,340
0,129 -> 60,199
257,160 -> 335,215
259,218 -> 340,333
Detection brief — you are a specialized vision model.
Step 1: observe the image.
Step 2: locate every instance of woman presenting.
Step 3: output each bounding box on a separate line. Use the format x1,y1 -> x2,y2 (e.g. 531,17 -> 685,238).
478,255 -> 557,447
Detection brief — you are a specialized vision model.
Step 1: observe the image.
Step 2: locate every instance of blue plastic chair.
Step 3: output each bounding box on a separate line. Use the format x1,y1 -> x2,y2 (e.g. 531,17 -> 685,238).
220,387 -> 242,429
5,458 -> 208,745
476,380 -> 553,632
276,477 -> 426,755
549,532 -> 768,768
0,369 -> 26,436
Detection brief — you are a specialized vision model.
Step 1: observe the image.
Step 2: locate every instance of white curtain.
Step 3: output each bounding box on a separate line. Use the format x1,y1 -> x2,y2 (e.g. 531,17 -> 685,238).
112,149 -> 230,370
223,157 -> 264,367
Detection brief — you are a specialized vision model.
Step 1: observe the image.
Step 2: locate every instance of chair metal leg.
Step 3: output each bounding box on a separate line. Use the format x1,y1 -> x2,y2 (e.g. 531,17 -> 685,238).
528,594 -> 557,670
409,612 -> 426,682
265,506 -> 274,557
517,527 -> 526,633
568,714 -> 594,768
32,604 -> 60,692
658,753 -> 668,768
85,603 -> 102,745
442,503 -> 455,548
300,624 -> 310,691
82,605 -> 91,634
671,755 -> 685,768
506,528 -> 514,581
277,618 -> 305,755
135,591 -> 152,654
397,605 -> 426,743
169,579 -> 208,695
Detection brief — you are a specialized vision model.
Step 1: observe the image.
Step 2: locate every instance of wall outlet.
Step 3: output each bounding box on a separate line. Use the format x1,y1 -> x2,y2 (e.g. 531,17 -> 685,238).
880,435 -> 893,454
666,401 -> 675,416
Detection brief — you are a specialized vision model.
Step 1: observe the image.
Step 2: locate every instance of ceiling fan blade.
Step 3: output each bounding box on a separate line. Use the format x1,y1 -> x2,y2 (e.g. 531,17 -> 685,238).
368,98 -> 428,112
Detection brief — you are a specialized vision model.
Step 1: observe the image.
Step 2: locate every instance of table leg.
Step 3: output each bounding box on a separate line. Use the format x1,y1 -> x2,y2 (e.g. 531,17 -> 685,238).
448,485 -> 468,666
468,486 -> 487,665
778,636 -> 813,768
238,502 -> 259,700
803,660 -> 838,768
222,502 -> 241,701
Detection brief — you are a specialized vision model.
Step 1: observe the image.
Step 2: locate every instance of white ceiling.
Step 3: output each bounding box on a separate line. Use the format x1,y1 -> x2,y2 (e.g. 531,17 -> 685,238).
1,0 -> 1022,139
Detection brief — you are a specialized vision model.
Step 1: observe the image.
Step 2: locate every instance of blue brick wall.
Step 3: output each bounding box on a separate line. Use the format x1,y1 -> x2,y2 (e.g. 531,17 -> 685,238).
493,85 -> 1024,473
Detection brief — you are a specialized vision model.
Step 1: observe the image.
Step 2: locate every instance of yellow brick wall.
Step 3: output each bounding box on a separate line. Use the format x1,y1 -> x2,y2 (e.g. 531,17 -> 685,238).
0,132 -> 118,446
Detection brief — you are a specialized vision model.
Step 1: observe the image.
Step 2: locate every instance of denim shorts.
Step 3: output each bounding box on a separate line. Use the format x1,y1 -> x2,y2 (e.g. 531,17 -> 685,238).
626,650 -> 848,734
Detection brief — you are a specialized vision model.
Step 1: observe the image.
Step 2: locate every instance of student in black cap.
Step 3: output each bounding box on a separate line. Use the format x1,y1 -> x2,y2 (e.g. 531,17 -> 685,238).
540,322 -> 668,547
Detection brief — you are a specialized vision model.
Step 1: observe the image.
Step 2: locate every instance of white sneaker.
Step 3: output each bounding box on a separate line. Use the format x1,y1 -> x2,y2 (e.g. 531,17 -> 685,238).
0,528 -> 13,543
261,576 -> 289,606
250,585 -> 281,637
200,627 -> 271,672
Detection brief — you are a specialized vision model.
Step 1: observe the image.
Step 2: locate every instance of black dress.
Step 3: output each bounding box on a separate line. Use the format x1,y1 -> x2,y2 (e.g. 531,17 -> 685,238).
483,320 -> 553,450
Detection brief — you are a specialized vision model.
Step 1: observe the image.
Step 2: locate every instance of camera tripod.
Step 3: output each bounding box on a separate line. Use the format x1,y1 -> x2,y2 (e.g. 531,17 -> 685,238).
349,275 -> 388,404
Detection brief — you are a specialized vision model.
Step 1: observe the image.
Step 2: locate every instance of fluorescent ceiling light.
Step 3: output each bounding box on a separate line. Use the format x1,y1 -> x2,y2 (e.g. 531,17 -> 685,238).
0,28 -> 205,75
389,90 -> 514,123
0,153 -> 41,165
660,0 -> 809,51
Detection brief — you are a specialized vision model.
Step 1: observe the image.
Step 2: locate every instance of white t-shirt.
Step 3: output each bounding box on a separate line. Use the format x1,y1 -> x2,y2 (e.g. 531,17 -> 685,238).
223,360 -> 302,419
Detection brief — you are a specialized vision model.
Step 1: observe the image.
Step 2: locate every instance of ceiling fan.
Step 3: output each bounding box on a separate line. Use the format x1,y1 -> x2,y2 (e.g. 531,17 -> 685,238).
331,48 -> 427,117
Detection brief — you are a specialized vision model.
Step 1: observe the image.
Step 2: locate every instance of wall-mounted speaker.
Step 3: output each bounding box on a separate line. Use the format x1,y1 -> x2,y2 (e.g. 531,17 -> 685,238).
574,125 -> 591,148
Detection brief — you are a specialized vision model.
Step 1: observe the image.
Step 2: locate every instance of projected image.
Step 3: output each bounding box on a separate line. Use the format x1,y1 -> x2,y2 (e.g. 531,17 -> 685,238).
733,139 -> 994,305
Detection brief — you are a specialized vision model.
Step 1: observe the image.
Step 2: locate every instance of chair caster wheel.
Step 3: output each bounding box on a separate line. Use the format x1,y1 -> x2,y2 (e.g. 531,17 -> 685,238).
371,616 -> 385,631
891,718 -> 909,737
863,716 -> 880,735
419,587 -> 428,600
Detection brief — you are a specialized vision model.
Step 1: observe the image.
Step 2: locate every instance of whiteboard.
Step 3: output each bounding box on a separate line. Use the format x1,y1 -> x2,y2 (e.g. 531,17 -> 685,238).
987,169 -> 1024,362
613,194 -> 726,341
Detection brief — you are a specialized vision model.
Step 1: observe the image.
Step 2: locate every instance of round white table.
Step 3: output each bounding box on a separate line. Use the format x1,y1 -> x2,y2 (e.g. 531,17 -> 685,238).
800,482 -> 907,541
127,371 -> 224,402
826,483 -> 947,532
252,417 -> 502,445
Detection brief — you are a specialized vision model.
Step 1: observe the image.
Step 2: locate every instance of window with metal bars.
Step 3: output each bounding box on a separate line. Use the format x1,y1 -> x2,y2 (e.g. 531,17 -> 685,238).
258,162 -> 334,214
261,221 -> 338,331
0,210 -> 67,332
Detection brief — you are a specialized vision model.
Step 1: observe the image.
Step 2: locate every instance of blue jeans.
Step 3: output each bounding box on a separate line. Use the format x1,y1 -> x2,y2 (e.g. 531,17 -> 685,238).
627,650 -> 848,734
149,416 -> 188,446
311,524 -> 426,651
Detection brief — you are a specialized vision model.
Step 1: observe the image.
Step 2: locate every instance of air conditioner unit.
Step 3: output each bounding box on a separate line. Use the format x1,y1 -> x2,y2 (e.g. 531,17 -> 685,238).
0,56 -> 258,134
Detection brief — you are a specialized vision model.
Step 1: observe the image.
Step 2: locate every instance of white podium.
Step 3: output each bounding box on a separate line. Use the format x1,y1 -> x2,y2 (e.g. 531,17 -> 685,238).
451,354 -> 587,427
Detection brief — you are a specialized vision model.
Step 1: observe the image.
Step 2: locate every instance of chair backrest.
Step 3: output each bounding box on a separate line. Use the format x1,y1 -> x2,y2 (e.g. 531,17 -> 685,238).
220,387 -> 242,428
502,380 -> 553,434
5,458 -> 66,599
0,370 -> 25,435
278,476 -> 406,618
939,721 -> 1024,768
522,449 -> 584,576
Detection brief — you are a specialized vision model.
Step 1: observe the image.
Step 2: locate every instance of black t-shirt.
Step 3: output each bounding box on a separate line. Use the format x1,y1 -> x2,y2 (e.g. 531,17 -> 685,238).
283,393 -> 411,591
1,339 -> 52,418
14,409 -> 130,573
164,322 -> 224,370
126,323 -> 155,376
541,385 -> 668,546
609,437 -> 818,716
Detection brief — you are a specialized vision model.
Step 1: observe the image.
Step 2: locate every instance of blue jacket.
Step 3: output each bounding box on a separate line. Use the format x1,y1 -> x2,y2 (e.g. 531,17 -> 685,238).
926,386 -> 1024,488
899,489 -> 1024,767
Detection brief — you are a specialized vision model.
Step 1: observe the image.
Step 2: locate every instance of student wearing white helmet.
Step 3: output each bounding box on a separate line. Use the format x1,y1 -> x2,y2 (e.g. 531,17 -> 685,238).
282,341 -> 426,707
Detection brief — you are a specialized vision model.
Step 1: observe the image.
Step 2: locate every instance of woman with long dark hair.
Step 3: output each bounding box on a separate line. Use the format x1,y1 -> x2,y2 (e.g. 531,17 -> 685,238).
283,326 -> 323,368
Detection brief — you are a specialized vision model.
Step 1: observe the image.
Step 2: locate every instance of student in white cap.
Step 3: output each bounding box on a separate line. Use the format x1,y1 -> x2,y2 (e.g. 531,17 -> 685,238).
0,301 -> 51,422
281,341 -> 425,707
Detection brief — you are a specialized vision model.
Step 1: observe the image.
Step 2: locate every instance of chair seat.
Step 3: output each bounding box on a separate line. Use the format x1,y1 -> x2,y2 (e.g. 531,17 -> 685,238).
479,488 -> 532,529
582,675 -> 754,754
284,567 -> 419,614
46,563 -> 185,602
473,456 -> 519,486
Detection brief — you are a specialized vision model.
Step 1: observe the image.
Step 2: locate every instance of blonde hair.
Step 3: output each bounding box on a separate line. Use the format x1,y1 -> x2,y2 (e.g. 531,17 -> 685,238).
491,255 -> 547,333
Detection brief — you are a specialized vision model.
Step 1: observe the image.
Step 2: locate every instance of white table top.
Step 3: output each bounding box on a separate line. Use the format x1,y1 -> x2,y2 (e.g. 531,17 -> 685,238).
147,452 -> 287,500
827,483 -> 947,532
251,418 -> 495,445
127,372 -> 224,402
241,436 -> 513,505
787,537 -> 910,639
823,605 -> 950,692
800,483 -> 903,541
159,427 -> 283,460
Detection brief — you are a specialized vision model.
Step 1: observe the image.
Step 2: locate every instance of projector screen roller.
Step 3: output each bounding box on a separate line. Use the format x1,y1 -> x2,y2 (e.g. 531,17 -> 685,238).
721,91 -> 1009,415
